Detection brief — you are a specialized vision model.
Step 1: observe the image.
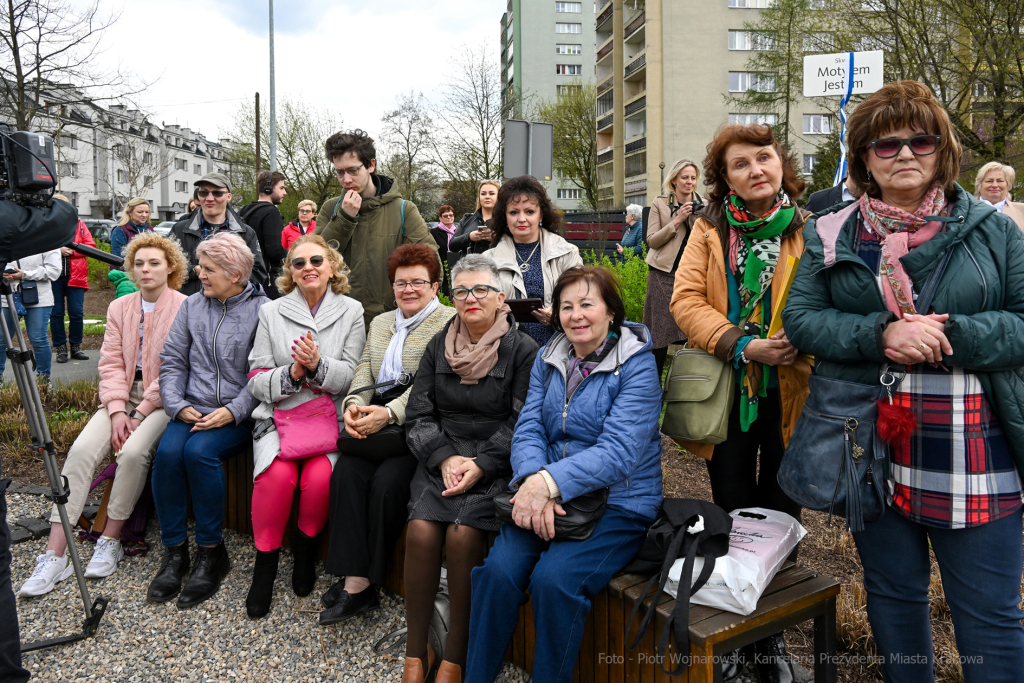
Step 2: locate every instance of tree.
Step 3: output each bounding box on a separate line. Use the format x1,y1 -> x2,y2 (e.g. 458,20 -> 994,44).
378,91 -> 441,211
430,44 -> 504,202
0,0 -> 142,131
108,123 -> 174,203
535,79 -> 599,210
807,127 -> 842,196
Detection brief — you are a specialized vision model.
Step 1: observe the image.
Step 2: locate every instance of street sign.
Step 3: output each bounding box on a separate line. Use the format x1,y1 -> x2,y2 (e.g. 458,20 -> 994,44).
803,50 -> 884,98
503,120 -> 553,181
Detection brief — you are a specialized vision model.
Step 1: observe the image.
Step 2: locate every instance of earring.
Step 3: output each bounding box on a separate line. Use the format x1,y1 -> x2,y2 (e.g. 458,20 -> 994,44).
867,170 -> 873,179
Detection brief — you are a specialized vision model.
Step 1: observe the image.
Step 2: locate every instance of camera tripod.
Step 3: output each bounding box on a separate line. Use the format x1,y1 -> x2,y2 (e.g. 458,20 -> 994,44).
0,280 -> 107,652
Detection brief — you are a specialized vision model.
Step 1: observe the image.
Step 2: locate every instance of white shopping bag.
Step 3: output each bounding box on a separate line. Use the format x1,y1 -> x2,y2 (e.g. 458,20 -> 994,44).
663,507 -> 806,616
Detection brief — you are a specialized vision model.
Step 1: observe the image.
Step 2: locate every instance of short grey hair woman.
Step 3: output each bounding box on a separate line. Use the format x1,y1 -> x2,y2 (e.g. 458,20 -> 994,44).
974,161 -> 1024,231
617,204 -> 645,260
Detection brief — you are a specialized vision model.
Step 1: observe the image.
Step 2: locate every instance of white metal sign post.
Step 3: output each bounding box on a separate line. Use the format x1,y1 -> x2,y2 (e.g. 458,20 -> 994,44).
803,50 -> 884,187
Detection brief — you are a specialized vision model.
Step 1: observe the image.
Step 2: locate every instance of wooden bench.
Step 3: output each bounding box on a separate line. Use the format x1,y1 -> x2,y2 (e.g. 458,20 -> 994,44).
507,563 -> 841,682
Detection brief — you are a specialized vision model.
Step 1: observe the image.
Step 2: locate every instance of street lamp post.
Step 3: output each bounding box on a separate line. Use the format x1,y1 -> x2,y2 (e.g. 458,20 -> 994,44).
269,0 -> 277,172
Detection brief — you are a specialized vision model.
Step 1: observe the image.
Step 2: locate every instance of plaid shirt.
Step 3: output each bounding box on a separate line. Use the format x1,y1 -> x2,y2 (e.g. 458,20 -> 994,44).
855,217 -> 1024,528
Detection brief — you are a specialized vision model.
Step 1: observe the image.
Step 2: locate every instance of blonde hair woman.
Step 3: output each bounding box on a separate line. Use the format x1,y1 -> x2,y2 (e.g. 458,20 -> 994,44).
448,180 -> 501,263
110,198 -> 154,267
282,200 -> 318,251
19,233 -> 188,596
644,159 -> 706,377
974,161 -> 1024,230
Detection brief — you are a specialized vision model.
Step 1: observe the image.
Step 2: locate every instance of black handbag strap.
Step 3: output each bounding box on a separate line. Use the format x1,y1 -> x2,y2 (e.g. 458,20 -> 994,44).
349,373 -> 415,396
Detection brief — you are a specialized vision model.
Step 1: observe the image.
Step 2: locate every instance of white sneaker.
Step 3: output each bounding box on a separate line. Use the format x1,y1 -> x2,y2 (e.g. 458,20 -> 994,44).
84,537 -> 124,579
19,550 -> 73,597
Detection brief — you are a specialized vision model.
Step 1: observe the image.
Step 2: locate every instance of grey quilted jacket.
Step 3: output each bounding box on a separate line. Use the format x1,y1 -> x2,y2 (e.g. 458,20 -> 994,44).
159,282 -> 269,424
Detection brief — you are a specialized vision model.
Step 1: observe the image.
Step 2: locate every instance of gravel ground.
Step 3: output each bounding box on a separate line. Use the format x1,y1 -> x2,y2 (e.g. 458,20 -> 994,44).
7,491 -> 529,683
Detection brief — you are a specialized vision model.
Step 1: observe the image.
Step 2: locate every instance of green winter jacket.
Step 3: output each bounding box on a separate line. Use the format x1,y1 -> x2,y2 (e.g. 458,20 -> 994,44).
783,184 -> 1024,479
314,174 -> 437,330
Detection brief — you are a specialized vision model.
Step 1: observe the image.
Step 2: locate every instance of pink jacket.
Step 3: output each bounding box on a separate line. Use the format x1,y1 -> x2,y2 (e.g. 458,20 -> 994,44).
99,287 -> 186,417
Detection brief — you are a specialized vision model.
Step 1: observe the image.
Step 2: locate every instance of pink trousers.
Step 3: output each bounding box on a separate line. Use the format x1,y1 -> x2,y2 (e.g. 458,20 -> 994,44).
251,456 -> 332,552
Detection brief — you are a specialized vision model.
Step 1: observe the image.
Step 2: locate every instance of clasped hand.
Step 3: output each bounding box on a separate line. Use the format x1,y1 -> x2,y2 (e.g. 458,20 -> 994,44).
178,406 -> 234,432
882,313 -> 953,365
743,329 -> 798,366
290,331 -> 321,381
439,455 -> 484,498
343,403 -> 389,439
109,411 -> 141,451
510,473 -> 565,542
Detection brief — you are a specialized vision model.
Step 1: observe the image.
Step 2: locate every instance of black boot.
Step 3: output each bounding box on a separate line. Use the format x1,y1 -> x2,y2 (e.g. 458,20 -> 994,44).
291,530 -> 318,597
70,344 -> 88,360
55,344 -> 68,364
721,644 -> 753,681
318,585 -> 379,625
178,543 -> 230,608
147,544 -> 190,603
245,548 -> 280,619
753,633 -> 795,683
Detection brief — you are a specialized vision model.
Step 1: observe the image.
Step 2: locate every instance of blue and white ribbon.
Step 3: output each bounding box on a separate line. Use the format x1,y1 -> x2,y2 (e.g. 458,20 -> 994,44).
833,52 -> 855,187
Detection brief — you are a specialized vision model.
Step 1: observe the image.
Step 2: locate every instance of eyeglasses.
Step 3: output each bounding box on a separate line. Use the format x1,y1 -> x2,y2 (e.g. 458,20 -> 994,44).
393,279 -> 433,291
290,255 -> 326,269
298,208 -> 314,214
441,213 -> 454,218
333,164 -> 364,179
866,135 -> 941,159
197,189 -> 228,198
451,285 -> 501,301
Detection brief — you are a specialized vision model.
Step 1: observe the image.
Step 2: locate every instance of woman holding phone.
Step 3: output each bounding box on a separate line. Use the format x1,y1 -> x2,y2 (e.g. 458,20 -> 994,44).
447,180 -> 500,266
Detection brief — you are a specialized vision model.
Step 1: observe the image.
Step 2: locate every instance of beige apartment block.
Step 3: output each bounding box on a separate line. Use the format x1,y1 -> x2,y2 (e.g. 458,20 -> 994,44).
596,0 -> 837,209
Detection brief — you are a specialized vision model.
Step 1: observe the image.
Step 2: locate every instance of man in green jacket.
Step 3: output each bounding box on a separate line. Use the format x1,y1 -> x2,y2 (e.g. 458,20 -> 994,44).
315,129 -> 436,329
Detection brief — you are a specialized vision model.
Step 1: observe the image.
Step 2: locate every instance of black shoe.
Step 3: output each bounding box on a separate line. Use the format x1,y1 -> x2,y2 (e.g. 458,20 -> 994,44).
318,585 -> 379,625
55,344 -> 68,364
177,543 -> 230,608
321,579 -> 345,609
291,530 -> 318,597
245,548 -> 280,619
147,544 -> 190,603
721,644 -> 753,681
70,344 -> 88,360
753,633 -> 795,683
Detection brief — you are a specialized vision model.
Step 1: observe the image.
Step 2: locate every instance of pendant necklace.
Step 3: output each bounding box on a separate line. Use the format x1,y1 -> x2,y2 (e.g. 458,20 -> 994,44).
516,240 -> 541,272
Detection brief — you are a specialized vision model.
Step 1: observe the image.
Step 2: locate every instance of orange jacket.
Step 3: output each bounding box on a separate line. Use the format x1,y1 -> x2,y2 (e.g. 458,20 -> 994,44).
669,203 -> 812,459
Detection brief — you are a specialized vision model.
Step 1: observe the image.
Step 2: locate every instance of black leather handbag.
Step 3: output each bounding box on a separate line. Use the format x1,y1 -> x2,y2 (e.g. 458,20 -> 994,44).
493,486 -> 609,542
336,377 -> 413,463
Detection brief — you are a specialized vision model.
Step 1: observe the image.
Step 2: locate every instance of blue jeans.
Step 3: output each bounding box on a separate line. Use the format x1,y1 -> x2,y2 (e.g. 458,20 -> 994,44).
49,276 -> 86,346
151,419 -> 251,547
466,507 -> 650,683
853,507 -> 1024,683
0,305 -> 53,379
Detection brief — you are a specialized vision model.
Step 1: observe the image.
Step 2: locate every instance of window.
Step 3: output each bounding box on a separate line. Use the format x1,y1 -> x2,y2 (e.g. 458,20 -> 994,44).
808,0 -> 828,8
597,89 -> 614,115
70,192 -> 78,206
803,114 -> 831,134
557,85 -> 583,95
194,164 -> 202,175
174,158 -> 187,171
803,154 -> 818,174
556,43 -> 582,54
556,64 -> 583,75
58,161 -> 78,177
556,2 -> 582,11
729,30 -> 774,50
802,32 -> 833,52
729,72 -> 776,92
729,0 -> 772,7
175,180 -> 188,192
855,34 -> 891,51
112,144 -> 125,155
61,134 -> 77,149
556,22 -> 582,33
116,169 -> 125,182
143,151 -> 153,163
974,83 -> 992,98
729,113 -> 779,125
557,188 -> 581,199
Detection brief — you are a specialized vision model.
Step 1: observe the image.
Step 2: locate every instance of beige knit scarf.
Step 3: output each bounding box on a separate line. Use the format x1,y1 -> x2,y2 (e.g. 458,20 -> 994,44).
444,304 -> 512,384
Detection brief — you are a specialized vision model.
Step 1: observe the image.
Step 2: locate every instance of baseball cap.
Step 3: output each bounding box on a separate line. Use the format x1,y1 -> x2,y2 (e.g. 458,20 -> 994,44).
194,172 -> 232,192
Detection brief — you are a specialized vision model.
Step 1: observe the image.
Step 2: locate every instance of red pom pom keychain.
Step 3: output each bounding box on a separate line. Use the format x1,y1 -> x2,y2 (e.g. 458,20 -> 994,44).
877,366 -> 916,445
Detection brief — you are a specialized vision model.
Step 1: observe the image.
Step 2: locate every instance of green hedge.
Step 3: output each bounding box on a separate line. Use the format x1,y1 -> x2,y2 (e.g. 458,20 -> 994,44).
87,240 -> 113,289
581,247 -> 648,324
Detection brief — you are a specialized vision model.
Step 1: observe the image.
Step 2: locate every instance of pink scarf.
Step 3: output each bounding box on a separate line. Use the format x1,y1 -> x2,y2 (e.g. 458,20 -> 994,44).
859,186 -> 947,317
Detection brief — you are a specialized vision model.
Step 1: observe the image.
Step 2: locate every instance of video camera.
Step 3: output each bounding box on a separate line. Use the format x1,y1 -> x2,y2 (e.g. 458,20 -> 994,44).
0,123 -> 57,207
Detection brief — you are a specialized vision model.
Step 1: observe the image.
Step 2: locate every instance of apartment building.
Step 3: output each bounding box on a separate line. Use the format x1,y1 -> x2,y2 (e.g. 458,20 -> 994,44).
500,0 -> 597,210
3,87 -> 233,221
595,0 -> 836,208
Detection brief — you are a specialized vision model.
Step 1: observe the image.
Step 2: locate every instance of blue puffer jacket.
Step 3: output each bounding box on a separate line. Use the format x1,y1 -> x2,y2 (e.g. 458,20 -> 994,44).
511,321 -> 664,520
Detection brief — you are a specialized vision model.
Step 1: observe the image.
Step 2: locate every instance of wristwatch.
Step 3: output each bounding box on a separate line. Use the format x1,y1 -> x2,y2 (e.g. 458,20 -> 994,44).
386,407 -> 397,425
128,408 -> 144,421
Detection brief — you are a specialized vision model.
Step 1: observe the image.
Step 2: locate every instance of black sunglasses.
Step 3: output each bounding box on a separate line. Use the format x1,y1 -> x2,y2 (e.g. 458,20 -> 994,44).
290,255 -> 325,269
196,189 -> 228,198
866,135 -> 941,159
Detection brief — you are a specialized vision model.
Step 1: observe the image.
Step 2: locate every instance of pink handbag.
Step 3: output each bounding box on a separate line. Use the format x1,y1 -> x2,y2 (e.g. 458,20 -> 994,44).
273,393 -> 340,461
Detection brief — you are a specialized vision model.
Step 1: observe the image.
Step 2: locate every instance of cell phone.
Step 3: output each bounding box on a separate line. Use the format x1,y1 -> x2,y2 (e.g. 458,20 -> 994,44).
3,268 -> 16,275
253,417 -> 276,441
507,298 -> 544,323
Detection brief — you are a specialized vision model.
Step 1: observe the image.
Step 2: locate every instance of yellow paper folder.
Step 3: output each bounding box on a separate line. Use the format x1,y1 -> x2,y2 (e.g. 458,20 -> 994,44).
767,255 -> 800,338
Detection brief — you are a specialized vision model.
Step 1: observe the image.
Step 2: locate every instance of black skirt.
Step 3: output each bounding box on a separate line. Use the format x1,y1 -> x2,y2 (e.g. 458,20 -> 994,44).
407,462 -> 507,532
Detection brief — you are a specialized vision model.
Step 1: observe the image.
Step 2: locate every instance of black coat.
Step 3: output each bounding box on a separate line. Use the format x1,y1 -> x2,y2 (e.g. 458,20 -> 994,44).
405,313 -> 539,530
804,184 -> 844,214
238,201 -> 288,289
446,211 -> 490,268
429,225 -> 453,296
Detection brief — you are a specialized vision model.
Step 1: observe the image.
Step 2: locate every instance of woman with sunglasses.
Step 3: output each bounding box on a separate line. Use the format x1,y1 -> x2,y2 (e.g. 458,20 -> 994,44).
317,244 -> 454,625
400,253 -> 538,683
785,81 -> 1024,682
242,235 -> 366,619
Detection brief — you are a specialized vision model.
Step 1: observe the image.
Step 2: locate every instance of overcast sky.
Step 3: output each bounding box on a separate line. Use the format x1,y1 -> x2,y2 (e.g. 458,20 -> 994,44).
90,0 -> 503,141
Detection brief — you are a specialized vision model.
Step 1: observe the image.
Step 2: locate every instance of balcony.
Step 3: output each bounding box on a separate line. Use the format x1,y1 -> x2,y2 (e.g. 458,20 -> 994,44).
598,113 -> 614,131
625,179 -> 648,194
597,36 -> 614,62
624,10 -> 645,40
624,52 -> 646,79
596,2 -> 612,30
625,95 -> 647,117
597,74 -> 613,95
625,136 -> 647,154
598,147 -> 614,165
